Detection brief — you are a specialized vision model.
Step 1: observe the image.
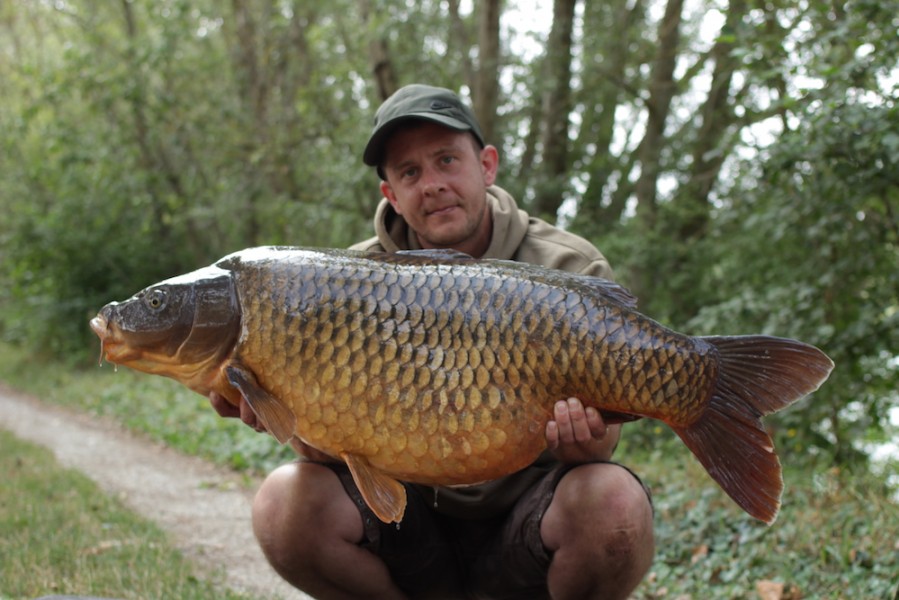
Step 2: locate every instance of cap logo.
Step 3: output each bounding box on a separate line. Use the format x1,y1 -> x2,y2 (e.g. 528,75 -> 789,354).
430,100 -> 454,110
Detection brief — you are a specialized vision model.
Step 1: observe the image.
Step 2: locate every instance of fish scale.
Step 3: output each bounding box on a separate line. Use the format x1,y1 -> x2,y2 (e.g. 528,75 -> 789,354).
91,246 -> 833,525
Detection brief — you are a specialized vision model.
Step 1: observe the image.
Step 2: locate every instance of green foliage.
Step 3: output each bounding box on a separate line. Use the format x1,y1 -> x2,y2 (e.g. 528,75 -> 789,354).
0,0 -> 376,358
0,429 -> 257,600
618,422 -> 899,599
1,0 -> 896,466
574,0 -> 899,465
1,5 -> 895,597
683,94 -> 899,466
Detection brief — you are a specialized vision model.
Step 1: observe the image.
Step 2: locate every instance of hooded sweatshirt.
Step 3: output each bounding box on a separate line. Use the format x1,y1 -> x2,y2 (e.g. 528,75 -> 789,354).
350,185 -> 614,518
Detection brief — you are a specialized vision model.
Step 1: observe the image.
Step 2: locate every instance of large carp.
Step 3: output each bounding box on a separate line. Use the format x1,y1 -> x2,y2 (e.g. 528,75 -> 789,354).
90,246 -> 833,524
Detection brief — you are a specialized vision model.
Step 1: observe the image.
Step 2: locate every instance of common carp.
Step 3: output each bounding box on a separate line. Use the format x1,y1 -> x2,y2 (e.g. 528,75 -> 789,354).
90,246 -> 833,524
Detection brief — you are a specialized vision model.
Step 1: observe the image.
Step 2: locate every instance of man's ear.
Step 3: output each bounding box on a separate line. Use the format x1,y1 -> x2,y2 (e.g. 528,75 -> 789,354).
480,145 -> 499,186
380,180 -> 401,213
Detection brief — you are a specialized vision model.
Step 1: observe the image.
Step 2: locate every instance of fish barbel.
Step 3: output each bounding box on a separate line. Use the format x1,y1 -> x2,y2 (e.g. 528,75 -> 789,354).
89,246 -> 833,524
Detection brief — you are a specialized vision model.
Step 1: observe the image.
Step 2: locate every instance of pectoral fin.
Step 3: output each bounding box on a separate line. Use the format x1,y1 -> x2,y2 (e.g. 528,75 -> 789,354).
598,410 -> 643,424
225,364 -> 296,444
342,453 -> 407,524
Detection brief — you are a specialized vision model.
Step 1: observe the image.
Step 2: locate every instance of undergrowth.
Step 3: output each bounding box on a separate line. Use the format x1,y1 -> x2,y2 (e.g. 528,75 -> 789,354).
618,421 -> 899,598
1,342 -> 897,598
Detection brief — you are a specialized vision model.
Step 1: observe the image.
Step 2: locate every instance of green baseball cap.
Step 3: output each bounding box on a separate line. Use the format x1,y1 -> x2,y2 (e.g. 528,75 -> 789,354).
363,84 -> 486,177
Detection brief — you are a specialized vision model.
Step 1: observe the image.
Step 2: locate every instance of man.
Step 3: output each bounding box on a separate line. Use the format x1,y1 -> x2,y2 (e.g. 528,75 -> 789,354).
212,84 -> 654,599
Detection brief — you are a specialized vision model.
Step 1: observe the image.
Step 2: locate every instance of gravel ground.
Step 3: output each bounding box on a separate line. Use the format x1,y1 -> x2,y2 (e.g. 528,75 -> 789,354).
0,383 -> 311,600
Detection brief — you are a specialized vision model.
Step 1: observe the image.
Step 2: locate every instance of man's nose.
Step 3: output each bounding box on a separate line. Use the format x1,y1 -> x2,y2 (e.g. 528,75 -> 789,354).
420,165 -> 447,195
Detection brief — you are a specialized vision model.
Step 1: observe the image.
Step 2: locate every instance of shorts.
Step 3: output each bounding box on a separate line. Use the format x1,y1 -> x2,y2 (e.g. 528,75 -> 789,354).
319,461 -> 651,600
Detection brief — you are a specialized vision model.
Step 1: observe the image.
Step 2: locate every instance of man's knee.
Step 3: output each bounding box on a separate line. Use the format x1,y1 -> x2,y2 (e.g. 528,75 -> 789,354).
542,463 -> 654,598
543,463 -> 654,563
596,464 -> 652,524
253,463 -> 304,566
252,462 -> 362,569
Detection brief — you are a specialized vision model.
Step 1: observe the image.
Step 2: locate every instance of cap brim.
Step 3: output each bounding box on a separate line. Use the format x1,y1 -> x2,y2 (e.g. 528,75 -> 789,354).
362,113 -> 474,167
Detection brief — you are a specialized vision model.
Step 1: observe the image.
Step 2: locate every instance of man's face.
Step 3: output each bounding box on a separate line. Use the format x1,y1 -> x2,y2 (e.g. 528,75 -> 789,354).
379,122 -> 499,257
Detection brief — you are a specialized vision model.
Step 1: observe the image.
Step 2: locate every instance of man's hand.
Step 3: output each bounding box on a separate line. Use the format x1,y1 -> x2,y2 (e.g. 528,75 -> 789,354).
208,392 -> 267,433
545,398 -> 620,464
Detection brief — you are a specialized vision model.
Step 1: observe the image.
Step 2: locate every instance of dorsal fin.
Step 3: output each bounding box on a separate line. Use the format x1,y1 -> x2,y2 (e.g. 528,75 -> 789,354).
396,248 -> 475,261
578,276 -> 638,309
371,248 -> 638,308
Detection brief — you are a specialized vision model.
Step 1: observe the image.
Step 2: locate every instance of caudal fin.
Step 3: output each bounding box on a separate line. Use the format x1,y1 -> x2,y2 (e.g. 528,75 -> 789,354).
672,335 -> 834,524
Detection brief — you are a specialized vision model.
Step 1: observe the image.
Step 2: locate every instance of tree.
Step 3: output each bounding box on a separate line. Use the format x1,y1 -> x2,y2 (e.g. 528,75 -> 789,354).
0,0 -> 895,464
532,0 -> 577,221
471,0 -> 501,143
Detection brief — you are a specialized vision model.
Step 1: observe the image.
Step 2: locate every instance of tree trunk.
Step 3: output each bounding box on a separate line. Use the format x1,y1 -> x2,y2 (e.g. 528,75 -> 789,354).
677,0 -> 746,241
628,0 -> 683,308
514,96 -> 543,191
533,0 -> 578,223
359,0 -> 398,101
447,0 -> 474,92
573,0 -> 644,233
119,0 -> 191,247
473,0 -> 501,145
633,0 -> 683,231
229,0 -> 267,130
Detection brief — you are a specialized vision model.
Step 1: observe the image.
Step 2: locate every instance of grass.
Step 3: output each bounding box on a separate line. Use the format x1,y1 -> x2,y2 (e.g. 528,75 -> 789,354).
1,342 -> 898,599
618,424 -> 899,599
0,429 -> 256,600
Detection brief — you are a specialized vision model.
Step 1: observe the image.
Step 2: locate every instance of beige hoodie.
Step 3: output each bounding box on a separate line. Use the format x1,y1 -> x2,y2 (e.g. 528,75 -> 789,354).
351,185 -> 613,279
350,185 -> 614,518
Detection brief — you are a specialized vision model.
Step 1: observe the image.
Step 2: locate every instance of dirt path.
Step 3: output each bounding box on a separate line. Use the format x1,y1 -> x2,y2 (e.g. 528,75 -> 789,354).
0,383 -> 311,600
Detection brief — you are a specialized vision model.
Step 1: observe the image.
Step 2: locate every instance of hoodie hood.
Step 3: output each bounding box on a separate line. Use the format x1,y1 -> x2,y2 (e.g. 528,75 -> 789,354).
363,185 -> 529,259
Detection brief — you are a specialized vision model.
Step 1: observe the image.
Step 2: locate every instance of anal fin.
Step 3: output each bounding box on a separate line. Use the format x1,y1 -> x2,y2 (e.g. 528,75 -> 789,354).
342,453 -> 407,524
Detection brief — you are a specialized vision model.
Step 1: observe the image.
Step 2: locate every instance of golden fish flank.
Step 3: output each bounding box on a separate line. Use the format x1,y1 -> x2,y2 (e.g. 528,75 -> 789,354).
90,246 -> 834,525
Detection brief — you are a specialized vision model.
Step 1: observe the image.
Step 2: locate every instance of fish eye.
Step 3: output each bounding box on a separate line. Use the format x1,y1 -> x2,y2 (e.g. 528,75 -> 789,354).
145,289 -> 167,310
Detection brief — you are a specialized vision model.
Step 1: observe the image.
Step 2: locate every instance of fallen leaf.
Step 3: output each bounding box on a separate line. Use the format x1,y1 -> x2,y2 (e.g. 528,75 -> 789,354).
691,543 -> 709,564
756,579 -> 784,600
83,539 -> 126,556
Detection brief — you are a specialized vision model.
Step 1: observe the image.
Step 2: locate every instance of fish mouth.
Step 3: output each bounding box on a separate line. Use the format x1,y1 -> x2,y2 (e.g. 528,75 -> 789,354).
90,313 -> 116,365
89,315 -> 108,340
89,311 -> 206,379
89,313 -> 135,365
